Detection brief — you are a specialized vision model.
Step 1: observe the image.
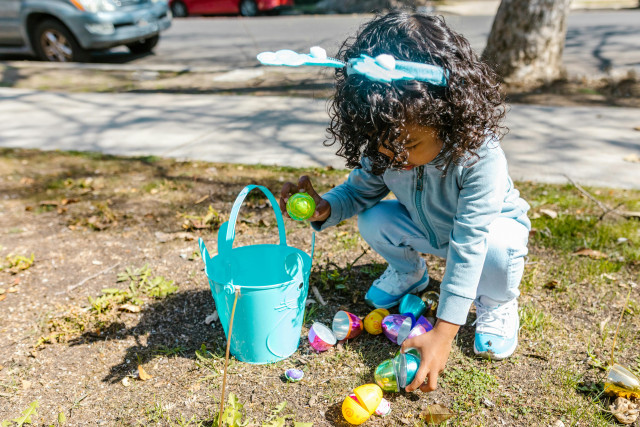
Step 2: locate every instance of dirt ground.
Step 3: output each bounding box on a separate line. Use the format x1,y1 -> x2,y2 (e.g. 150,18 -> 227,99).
1,148 -> 639,426
1,64 -> 639,109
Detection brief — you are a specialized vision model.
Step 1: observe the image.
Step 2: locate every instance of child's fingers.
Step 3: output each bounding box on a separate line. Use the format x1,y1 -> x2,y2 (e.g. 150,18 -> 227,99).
419,371 -> 439,393
406,361 -> 429,392
297,176 -> 320,202
280,181 -> 297,217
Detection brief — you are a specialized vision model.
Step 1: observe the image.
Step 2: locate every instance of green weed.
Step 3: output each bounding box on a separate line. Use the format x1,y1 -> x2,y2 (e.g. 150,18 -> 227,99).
0,400 -> 39,426
0,253 -> 35,274
442,365 -> 499,412
519,304 -> 553,335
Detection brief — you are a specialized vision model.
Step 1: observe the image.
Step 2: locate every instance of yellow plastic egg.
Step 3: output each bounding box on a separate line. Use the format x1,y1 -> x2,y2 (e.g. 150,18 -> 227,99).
364,308 -> 390,335
354,384 -> 383,414
342,394 -> 371,425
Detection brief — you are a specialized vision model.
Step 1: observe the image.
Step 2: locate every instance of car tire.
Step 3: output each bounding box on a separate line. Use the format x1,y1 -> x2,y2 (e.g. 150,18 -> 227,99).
33,19 -> 90,62
170,1 -> 189,17
239,0 -> 258,16
126,35 -> 160,54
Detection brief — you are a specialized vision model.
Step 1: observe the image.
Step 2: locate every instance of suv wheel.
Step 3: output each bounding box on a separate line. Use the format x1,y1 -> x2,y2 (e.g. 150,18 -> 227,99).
170,1 -> 188,17
33,19 -> 90,62
239,0 -> 258,16
126,35 -> 159,54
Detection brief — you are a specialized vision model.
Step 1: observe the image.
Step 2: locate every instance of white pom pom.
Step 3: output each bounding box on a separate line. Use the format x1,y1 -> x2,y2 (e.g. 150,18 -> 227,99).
375,54 -> 396,70
309,46 -> 327,60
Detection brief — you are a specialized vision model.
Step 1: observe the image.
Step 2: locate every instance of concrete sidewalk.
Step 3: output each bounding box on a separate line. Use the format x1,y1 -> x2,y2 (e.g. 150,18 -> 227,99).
0,88 -> 638,189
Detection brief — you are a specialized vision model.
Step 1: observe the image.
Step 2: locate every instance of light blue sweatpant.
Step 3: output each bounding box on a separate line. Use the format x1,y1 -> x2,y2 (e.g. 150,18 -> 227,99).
357,200 -> 529,304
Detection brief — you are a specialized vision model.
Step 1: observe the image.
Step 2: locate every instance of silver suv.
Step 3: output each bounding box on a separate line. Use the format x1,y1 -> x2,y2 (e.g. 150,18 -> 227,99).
0,0 -> 172,62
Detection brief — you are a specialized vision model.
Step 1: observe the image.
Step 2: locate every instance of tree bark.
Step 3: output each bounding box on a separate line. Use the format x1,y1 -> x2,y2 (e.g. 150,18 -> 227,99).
482,0 -> 572,84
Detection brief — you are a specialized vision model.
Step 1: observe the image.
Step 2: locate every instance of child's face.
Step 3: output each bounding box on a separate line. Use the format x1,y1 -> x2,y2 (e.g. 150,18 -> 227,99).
379,123 -> 443,170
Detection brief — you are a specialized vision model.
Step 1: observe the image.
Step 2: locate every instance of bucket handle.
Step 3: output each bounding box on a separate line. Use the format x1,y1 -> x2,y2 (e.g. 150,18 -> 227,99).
220,185 -> 287,255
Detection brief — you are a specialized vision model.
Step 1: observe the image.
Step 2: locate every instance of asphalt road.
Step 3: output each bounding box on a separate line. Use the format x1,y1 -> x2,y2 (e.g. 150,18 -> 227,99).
86,10 -> 640,77
2,10 -> 639,77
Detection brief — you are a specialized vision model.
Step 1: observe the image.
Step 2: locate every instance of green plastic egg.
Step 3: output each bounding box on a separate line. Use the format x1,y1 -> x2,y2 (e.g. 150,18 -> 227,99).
286,192 -> 316,221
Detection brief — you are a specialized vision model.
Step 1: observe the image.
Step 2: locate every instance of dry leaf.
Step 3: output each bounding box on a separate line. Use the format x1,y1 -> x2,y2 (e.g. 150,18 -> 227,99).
0,294 -> 6,302
634,126 -> 640,131
623,153 -> 640,163
122,377 -> 131,387
119,303 -> 141,313
0,365 -> 3,371
573,248 -> 608,259
610,397 -> 639,424
599,316 -> 611,334
544,280 -> 559,290
420,403 -> 454,424
539,208 -> 558,219
620,211 -> 640,220
7,287 -> 18,293
138,365 -> 152,381
155,231 -> 195,243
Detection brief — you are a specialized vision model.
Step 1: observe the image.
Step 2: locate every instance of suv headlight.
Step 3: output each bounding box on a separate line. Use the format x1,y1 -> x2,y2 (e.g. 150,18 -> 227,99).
72,0 -> 118,13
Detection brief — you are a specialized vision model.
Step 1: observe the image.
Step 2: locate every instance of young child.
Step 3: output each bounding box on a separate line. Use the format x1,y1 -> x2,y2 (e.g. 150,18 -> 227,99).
278,12 -> 531,393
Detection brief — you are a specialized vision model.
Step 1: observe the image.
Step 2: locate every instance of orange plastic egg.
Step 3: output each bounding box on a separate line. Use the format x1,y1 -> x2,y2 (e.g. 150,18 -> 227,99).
364,308 -> 390,335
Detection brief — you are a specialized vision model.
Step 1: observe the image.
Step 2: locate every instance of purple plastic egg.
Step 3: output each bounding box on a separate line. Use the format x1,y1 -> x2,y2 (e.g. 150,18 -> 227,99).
285,368 -> 304,382
381,314 -> 409,344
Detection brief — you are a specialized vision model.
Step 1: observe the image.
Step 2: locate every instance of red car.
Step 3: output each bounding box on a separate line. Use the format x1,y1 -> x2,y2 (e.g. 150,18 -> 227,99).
169,0 -> 294,17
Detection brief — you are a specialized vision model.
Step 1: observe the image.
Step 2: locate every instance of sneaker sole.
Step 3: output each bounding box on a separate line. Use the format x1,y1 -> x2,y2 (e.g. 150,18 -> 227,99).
365,274 -> 430,310
473,335 -> 518,360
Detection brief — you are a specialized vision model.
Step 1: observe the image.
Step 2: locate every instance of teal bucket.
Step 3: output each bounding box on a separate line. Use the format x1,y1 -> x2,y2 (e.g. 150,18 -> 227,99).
198,185 -> 314,364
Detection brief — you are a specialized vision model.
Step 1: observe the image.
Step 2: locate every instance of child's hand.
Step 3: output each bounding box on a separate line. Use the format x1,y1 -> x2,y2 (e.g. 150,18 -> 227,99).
401,319 -> 460,392
280,176 -> 331,222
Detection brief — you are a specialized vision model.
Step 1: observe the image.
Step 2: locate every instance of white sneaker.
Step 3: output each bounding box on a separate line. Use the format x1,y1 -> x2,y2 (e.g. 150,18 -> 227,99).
473,296 -> 519,360
364,258 -> 429,309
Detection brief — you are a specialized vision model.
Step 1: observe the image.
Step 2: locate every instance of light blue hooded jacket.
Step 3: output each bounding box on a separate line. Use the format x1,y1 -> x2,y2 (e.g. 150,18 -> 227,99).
312,139 -> 531,324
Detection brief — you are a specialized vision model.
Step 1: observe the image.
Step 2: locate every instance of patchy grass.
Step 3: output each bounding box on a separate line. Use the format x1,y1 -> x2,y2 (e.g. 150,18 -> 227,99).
0,148 -> 639,426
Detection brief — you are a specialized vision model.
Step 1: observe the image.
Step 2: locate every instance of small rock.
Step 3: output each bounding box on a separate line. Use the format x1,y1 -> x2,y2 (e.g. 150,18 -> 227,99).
122,377 -> 131,387
482,397 -> 495,408
551,420 -> 565,427
205,311 -> 219,326
309,395 -> 317,407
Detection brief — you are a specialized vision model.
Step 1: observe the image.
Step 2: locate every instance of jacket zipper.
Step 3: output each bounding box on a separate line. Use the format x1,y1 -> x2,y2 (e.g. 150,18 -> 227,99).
415,165 -> 437,247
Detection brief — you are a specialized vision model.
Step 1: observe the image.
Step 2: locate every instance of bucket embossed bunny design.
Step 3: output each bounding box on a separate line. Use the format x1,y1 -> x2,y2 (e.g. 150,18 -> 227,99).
199,185 -> 315,364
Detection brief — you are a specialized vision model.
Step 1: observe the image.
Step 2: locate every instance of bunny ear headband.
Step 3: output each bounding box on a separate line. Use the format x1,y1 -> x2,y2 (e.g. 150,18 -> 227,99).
256,46 -> 448,86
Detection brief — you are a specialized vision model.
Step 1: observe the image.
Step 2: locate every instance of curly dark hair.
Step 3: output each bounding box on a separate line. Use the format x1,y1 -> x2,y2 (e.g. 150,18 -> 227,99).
326,11 -> 507,175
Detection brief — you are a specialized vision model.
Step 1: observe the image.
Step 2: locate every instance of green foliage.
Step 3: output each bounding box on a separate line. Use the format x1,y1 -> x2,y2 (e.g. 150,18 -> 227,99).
443,366 -> 499,411
57,412 -> 66,426
519,304 -> 553,335
86,264 -> 177,312
217,393 -> 249,427
0,401 -> 39,426
0,253 -> 35,273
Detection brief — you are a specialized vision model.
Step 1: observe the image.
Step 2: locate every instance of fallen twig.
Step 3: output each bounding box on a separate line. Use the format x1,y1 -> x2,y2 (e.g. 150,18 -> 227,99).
564,174 -> 621,219
57,262 -> 120,295
311,285 -> 327,306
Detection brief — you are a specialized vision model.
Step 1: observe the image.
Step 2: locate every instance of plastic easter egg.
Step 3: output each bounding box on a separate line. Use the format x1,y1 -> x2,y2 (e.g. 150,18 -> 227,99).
393,352 -> 420,389
416,315 -> 434,332
308,322 -> 337,352
342,394 -> 371,425
374,358 -> 399,392
395,347 -> 421,360
399,294 -> 426,319
333,310 -> 363,341
353,384 -> 383,414
284,368 -> 304,382
364,308 -> 389,335
374,398 -> 391,416
381,314 -> 409,344
286,192 -> 316,221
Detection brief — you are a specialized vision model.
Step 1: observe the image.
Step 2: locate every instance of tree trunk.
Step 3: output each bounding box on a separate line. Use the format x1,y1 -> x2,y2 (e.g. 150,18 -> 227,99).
482,0 -> 572,84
